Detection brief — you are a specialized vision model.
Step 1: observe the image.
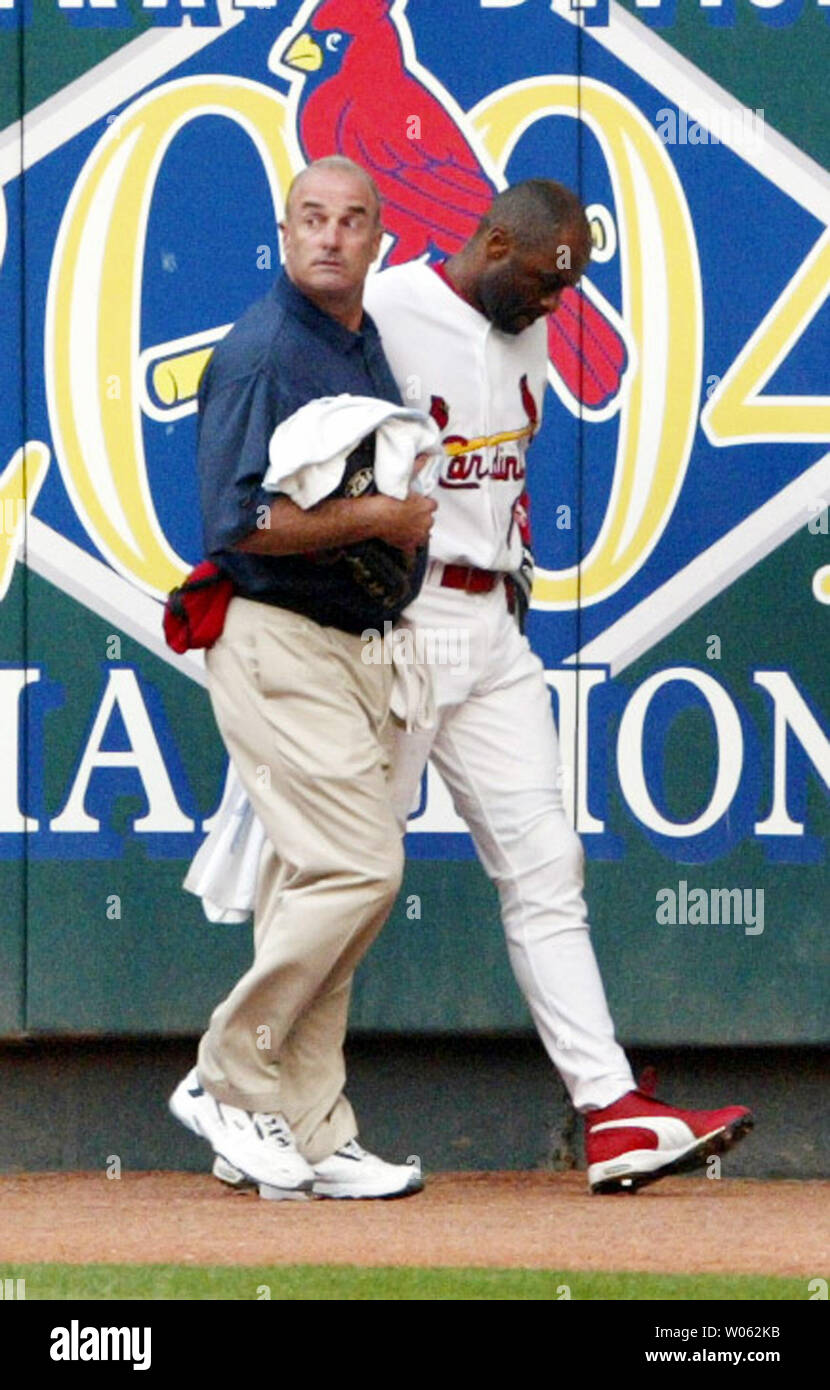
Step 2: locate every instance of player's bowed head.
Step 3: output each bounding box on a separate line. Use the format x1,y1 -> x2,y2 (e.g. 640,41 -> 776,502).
442,179 -> 593,336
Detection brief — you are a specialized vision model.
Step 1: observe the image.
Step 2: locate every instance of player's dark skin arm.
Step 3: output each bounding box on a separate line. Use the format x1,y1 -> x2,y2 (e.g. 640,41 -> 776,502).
235,490 -> 436,558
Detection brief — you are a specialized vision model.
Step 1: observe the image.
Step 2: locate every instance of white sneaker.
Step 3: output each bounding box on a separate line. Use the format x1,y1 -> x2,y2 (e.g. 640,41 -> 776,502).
213,1141 -> 423,1199
311,1139 -> 423,1199
169,1068 -> 314,1193
212,1154 -> 258,1192
212,1154 -> 310,1201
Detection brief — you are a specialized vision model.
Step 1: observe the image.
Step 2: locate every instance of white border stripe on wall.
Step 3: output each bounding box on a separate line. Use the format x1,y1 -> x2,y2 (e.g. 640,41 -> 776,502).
566,452 -> 830,674
0,0 -> 243,185
26,516 -> 207,686
549,0 -> 830,221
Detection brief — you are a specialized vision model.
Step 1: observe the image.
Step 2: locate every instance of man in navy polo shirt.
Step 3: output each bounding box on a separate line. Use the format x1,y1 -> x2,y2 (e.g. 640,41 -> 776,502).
169,157 -> 435,1200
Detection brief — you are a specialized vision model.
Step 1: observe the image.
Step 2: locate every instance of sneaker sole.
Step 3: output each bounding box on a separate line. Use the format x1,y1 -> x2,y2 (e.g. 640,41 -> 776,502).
312,1171 -> 425,1200
213,1156 -> 315,1201
589,1113 -> 754,1194
212,1156 -> 258,1192
212,1154 -> 423,1201
256,1183 -> 313,1202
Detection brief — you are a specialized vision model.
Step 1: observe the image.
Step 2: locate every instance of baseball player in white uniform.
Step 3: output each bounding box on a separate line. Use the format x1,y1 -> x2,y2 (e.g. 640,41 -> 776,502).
363,179 -> 754,1192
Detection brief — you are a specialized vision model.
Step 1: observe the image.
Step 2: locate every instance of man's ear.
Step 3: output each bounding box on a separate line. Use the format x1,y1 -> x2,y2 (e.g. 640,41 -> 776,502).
483,225 -> 511,262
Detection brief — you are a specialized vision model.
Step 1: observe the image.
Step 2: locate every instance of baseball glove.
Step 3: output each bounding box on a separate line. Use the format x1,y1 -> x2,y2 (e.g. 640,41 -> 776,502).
341,537 -> 420,611
508,488 -> 534,634
509,540 -> 534,634
302,436 -> 424,613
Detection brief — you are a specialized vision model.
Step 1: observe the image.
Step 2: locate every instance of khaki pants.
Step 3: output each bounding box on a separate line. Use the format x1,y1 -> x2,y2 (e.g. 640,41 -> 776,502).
197,597 -> 402,1164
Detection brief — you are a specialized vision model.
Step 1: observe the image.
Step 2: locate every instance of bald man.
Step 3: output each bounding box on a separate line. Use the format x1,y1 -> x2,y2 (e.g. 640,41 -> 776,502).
169,158 -> 434,1200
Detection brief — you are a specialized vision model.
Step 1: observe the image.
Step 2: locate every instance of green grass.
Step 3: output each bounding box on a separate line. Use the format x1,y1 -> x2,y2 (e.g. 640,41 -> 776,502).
2,1264 -> 808,1301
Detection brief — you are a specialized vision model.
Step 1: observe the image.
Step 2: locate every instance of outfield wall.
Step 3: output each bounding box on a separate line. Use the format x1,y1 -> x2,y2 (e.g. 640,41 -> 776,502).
0,1 -> 827,1044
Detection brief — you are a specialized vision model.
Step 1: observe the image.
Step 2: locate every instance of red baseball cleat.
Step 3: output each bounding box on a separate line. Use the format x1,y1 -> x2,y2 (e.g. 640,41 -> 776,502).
585,1081 -> 754,1194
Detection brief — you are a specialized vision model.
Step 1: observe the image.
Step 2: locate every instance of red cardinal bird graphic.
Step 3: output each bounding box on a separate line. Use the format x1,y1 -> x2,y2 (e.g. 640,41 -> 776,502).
278,0 -> 628,412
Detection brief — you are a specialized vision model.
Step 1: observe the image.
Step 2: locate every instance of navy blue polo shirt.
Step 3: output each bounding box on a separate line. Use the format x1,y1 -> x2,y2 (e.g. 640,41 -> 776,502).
197,271 -> 419,632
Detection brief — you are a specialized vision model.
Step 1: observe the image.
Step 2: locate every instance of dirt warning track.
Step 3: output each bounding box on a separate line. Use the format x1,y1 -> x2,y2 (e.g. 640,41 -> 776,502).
1,1171 -> 825,1276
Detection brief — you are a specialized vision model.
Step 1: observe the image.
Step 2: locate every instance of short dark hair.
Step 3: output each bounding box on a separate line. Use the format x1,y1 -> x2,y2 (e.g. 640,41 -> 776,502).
479,179 -> 588,251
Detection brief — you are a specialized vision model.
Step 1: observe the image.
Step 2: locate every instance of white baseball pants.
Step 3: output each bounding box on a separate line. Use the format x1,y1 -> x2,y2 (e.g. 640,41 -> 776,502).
387,569 -> 635,1112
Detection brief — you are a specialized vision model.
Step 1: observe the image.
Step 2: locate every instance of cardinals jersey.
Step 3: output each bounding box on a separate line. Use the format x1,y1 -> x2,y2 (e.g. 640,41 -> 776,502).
364,261 -> 548,574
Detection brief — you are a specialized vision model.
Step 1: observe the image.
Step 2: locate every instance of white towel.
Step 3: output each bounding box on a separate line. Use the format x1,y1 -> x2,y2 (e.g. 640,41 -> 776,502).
183,767 -> 267,924
265,394 -> 442,506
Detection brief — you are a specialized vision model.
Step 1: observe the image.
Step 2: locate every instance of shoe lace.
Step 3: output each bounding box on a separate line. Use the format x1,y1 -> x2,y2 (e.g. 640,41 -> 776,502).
338,1138 -> 367,1159
252,1112 -> 295,1149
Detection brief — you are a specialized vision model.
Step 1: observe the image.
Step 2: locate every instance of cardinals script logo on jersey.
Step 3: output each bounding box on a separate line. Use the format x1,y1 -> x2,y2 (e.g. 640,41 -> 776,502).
429,376 -> 537,492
